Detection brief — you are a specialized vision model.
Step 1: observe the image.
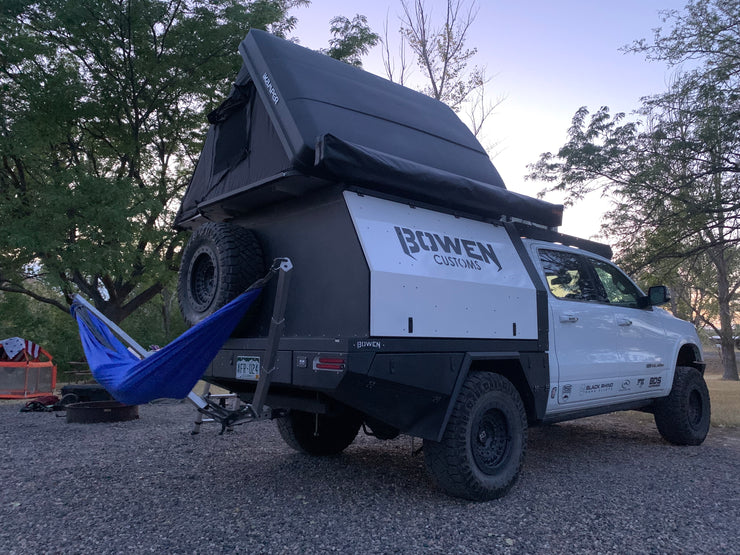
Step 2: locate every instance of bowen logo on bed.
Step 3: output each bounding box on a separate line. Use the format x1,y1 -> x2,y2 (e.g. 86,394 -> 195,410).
394,226 -> 502,271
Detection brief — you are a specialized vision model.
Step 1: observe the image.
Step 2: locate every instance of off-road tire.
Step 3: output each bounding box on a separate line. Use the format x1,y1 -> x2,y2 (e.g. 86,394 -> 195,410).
277,409 -> 362,456
424,372 -> 527,501
178,223 -> 264,326
653,366 -> 711,446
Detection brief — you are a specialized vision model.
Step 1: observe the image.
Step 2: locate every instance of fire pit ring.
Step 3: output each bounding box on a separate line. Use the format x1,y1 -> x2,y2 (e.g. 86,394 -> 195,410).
66,400 -> 139,424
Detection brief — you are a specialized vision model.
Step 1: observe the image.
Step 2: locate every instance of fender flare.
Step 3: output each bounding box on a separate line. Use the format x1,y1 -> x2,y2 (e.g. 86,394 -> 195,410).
435,352 -> 549,442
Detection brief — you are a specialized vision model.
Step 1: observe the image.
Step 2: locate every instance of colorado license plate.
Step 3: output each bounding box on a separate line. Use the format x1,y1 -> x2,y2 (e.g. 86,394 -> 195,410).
236,356 -> 260,380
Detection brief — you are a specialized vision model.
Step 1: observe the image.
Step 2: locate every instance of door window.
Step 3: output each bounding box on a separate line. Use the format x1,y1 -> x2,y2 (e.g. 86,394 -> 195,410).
538,249 -> 602,302
589,258 -> 643,308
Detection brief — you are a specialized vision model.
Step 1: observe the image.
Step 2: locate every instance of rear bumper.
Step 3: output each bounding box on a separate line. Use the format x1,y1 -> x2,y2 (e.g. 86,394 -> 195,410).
204,337 -> 461,440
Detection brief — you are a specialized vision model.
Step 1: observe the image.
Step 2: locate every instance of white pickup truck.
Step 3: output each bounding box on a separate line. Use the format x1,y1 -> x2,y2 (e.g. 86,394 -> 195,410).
178,191 -> 709,501
175,29 -> 709,500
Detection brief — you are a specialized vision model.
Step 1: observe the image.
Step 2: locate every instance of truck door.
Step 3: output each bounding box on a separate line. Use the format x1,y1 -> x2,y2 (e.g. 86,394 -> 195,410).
588,257 -> 671,396
537,248 -> 623,407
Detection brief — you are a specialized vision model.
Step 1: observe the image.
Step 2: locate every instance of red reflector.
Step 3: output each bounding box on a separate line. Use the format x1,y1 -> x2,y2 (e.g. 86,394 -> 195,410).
319,358 -> 344,364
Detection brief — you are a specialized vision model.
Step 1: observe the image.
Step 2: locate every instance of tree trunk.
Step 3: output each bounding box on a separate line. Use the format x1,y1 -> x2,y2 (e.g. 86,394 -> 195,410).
719,335 -> 739,381
712,248 -> 739,380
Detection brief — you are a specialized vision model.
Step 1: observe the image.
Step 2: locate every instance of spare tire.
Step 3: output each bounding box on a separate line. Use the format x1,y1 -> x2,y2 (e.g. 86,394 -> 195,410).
178,223 -> 264,326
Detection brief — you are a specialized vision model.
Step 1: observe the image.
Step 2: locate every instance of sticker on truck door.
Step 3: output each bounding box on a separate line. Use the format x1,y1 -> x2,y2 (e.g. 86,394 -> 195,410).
558,374 -> 665,404
236,356 -> 260,380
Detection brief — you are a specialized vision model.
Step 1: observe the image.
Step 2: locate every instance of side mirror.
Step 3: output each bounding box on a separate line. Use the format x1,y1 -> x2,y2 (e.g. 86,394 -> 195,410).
648,285 -> 671,306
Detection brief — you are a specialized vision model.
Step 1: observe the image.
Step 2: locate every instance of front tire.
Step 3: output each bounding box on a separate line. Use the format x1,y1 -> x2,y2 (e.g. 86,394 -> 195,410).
653,366 -> 711,445
277,409 -> 362,456
424,372 -> 527,501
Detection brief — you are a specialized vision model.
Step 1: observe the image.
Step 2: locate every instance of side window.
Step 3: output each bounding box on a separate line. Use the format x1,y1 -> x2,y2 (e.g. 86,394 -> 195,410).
213,103 -> 249,175
590,258 -> 643,308
538,249 -> 602,302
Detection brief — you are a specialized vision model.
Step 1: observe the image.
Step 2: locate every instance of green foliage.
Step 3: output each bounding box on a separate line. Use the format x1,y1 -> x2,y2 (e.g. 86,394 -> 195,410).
528,0 -> 740,379
0,0 -> 301,323
324,14 -> 379,67
116,287 -> 188,351
0,0 -> 383,376
626,0 -> 740,86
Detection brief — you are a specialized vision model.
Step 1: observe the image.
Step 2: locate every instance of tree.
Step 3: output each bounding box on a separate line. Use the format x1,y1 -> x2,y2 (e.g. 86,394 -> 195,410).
382,0 -> 501,137
529,0 -> 740,380
528,73 -> 740,380
324,14 -> 380,67
627,0 -> 740,89
0,0 -> 306,323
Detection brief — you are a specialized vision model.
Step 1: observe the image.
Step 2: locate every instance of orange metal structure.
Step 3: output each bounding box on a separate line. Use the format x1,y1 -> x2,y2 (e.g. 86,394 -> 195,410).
0,341 -> 57,399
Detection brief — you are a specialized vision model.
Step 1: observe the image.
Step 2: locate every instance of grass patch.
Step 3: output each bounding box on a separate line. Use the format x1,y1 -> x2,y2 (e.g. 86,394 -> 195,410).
703,354 -> 740,428
705,375 -> 740,428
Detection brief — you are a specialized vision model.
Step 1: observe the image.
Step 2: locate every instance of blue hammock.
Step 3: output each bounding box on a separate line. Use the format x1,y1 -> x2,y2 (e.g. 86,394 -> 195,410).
71,288 -> 262,406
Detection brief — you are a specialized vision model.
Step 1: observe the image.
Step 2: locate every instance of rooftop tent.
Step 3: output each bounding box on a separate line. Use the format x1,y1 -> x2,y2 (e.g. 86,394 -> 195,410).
174,29 -> 563,229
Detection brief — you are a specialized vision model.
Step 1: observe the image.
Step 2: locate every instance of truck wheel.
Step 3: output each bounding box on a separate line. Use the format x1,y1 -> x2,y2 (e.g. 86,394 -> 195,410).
653,366 -> 710,445
277,409 -> 362,456
177,223 -> 264,326
424,372 -> 527,501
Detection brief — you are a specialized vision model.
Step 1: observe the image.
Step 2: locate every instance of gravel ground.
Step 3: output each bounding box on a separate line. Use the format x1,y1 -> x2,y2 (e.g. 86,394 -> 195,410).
0,400 -> 738,554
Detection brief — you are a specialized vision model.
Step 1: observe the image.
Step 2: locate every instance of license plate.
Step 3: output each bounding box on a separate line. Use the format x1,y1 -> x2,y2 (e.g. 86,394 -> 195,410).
236,356 -> 260,380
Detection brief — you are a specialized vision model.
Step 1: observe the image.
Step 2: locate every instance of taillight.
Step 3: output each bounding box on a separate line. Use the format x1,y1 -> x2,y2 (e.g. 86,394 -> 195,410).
313,357 -> 346,371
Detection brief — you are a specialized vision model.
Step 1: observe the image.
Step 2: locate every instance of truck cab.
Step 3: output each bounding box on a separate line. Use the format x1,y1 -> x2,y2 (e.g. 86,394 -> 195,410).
526,240 -> 704,418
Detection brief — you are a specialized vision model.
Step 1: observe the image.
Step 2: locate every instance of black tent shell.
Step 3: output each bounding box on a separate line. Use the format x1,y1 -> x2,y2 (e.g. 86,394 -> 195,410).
174,29 -> 563,229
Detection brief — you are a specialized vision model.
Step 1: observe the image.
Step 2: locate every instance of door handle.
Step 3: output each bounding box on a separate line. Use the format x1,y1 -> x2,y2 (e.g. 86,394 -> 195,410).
559,313 -> 578,323
617,317 -> 632,326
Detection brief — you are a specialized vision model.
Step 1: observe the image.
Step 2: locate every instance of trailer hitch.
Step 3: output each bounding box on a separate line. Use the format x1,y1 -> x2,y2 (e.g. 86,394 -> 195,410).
189,393 -> 288,434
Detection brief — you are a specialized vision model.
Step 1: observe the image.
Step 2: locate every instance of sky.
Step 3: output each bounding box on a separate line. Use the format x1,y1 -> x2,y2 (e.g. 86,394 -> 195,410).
291,0 -> 690,239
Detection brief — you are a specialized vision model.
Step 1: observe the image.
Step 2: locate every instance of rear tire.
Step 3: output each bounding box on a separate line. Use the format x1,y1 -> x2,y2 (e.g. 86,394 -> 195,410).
177,223 -> 264,326
424,372 -> 527,501
653,366 -> 710,445
277,409 -> 362,456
